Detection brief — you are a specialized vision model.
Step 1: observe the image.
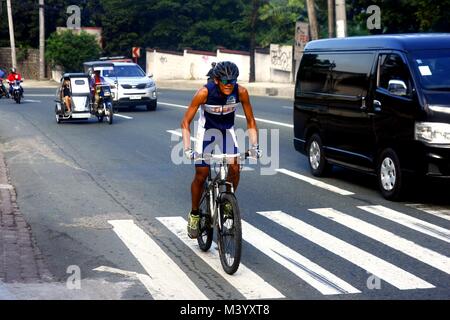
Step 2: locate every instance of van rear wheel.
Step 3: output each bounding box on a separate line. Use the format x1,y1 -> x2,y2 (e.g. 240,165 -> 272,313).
377,148 -> 403,201
307,134 -> 330,176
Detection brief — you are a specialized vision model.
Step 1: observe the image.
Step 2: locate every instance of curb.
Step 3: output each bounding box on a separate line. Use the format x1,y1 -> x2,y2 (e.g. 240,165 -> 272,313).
0,149 -> 53,290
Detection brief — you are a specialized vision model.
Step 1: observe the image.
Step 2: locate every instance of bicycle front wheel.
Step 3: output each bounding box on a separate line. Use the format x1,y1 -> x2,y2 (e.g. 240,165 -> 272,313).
197,187 -> 213,252
217,193 -> 242,275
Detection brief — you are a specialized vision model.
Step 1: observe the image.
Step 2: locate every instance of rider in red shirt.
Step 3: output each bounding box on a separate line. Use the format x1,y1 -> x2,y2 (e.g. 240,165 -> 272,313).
7,67 -> 24,97
89,69 -> 105,110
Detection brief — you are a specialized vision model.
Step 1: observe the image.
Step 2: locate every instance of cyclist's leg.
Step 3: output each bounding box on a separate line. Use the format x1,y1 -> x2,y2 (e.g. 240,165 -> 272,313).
191,166 -> 209,210
228,160 -> 240,191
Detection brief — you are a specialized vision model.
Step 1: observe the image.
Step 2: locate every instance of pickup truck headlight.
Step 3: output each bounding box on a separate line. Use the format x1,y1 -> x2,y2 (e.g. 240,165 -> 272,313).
415,122 -> 450,145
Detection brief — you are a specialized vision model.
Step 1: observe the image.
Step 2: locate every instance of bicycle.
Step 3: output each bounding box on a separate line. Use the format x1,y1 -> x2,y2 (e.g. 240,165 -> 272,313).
195,152 -> 252,275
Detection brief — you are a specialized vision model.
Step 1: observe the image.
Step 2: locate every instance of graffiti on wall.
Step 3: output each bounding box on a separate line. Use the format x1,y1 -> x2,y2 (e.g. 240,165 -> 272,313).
270,44 -> 292,72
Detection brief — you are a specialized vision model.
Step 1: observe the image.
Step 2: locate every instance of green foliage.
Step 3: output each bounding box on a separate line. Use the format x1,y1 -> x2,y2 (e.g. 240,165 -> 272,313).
348,0 -> 450,35
258,0 -> 306,46
45,30 -> 101,72
1,0 -> 450,57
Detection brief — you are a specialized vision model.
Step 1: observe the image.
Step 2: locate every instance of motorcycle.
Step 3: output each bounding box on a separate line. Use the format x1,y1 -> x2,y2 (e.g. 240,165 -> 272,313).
10,80 -> 23,104
93,83 -> 114,124
0,79 -> 9,99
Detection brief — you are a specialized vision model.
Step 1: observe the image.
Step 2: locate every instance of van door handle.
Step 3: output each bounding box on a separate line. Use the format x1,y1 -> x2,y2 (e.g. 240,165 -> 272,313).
373,100 -> 382,112
360,96 -> 367,110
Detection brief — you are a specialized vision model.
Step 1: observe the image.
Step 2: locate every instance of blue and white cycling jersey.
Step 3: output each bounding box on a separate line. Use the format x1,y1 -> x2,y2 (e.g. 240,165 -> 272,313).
194,82 -> 241,163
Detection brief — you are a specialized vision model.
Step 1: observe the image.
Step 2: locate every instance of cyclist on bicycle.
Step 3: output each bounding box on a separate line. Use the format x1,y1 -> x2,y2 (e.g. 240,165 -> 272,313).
181,61 -> 261,239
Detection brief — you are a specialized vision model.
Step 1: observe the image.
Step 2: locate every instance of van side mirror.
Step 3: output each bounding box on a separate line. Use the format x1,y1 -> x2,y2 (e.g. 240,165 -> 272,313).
388,79 -> 407,96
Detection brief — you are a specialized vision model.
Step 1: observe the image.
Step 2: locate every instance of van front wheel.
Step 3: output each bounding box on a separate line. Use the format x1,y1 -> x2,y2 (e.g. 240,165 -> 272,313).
377,148 -> 403,201
307,134 -> 330,177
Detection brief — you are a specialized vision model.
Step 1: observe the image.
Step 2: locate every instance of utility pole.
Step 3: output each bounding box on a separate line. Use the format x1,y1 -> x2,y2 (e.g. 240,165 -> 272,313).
6,0 -> 17,68
328,0 -> 335,38
335,0 -> 347,38
39,0 -> 45,79
306,0 -> 319,40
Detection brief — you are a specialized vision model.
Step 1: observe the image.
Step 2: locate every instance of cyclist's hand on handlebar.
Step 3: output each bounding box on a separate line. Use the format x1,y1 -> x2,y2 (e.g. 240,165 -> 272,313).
184,148 -> 199,160
247,144 -> 262,159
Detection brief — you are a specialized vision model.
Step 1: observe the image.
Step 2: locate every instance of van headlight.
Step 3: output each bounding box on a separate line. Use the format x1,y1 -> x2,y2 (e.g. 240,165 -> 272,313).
415,122 -> 450,145
145,82 -> 155,88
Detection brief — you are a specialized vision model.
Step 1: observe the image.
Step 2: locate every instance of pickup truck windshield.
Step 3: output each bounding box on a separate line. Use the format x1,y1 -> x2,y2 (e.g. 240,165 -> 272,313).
411,49 -> 450,90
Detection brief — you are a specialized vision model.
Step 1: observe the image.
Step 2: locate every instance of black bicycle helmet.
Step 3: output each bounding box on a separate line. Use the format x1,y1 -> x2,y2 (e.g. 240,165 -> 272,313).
212,61 -> 239,80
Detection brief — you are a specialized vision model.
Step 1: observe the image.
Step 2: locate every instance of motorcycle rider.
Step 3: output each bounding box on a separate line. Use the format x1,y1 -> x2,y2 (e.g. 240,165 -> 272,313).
7,67 -> 24,98
0,68 -> 9,98
89,68 -> 106,111
206,62 -> 216,83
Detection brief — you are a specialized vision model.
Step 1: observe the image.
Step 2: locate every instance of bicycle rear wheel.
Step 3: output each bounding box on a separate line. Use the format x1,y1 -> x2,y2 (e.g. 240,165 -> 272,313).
197,187 -> 213,251
217,193 -> 242,275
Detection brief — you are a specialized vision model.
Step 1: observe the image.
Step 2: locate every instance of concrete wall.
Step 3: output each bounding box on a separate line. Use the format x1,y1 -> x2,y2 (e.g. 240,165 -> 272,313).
184,50 -> 217,80
216,49 -> 250,82
0,47 -> 50,80
147,49 -> 185,80
255,50 -> 271,82
145,44 -> 294,83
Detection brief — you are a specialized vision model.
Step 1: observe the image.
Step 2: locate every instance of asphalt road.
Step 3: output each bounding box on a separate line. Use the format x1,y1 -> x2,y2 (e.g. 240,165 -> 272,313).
0,87 -> 449,300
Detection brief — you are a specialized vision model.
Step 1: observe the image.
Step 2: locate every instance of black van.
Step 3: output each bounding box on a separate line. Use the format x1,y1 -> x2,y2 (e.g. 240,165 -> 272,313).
294,34 -> 450,200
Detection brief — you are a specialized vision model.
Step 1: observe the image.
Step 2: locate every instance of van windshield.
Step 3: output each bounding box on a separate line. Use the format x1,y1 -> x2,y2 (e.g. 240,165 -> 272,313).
410,49 -> 450,90
112,65 -> 146,78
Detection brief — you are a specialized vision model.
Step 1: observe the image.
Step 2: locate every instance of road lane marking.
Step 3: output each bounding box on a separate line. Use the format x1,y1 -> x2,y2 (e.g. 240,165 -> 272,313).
276,168 -> 354,196
22,94 -> 54,97
23,99 -> 41,103
405,203 -> 450,222
358,205 -> 450,244
159,102 -> 294,128
0,184 -> 13,190
310,208 -> 450,275
167,129 -> 198,142
94,266 -> 158,292
157,216 -> 285,299
258,210 -> 434,290
108,219 -> 207,300
114,114 -> 133,119
241,220 -> 361,295
282,106 -> 293,109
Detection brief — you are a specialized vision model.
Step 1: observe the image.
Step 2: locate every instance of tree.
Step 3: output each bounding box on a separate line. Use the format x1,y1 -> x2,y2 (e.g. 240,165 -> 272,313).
45,30 -> 101,72
258,0 -> 306,47
306,0 -> 319,39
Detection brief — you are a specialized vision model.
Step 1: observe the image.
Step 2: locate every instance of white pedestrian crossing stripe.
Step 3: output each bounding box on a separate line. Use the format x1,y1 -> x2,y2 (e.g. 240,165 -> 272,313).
157,216 -> 285,299
257,211 -> 434,290
108,219 -> 207,300
406,203 -> 450,222
241,220 -> 361,295
309,208 -> 450,275
109,203 -> 448,299
359,205 -> 450,244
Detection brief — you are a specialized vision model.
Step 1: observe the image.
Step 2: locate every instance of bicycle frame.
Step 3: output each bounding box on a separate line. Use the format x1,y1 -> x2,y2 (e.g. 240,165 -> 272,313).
201,154 -> 237,233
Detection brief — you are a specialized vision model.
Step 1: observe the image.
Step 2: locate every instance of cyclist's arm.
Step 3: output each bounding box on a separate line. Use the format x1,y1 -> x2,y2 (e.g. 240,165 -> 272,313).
181,87 -> 208,150
238,85 -> 258,146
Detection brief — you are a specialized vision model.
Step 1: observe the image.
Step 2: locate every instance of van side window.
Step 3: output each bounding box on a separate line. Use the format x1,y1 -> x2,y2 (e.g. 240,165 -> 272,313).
297,53 -> 373,97
297,54 -> 334,94
328,53 -> 373,96
378,54 -> 412,96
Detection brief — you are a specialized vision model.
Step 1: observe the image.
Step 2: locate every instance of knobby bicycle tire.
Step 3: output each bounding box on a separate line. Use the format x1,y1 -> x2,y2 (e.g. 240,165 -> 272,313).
217,193 -> 242,275
197,186 -> 213,251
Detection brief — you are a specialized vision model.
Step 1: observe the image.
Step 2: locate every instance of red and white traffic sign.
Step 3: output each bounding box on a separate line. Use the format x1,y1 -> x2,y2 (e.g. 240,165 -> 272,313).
132,47 -> 141,58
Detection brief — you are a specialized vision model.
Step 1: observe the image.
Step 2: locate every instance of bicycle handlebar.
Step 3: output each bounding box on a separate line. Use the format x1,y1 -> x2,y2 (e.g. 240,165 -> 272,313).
195,152 -> 254,162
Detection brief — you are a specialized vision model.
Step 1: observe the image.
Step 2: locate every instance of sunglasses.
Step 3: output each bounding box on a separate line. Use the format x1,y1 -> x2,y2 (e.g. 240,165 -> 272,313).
220,78 -> 237,85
